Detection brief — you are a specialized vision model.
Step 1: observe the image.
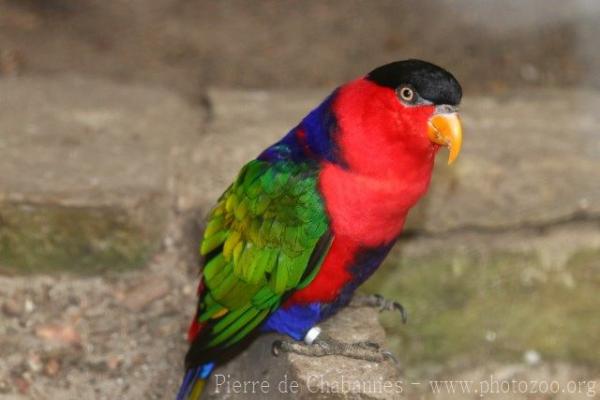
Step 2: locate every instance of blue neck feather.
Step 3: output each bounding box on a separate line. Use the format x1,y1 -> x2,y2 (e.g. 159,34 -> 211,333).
258,90 -> 346,166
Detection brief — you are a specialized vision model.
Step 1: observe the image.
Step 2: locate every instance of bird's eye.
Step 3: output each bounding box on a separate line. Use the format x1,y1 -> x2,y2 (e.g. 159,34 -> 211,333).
398,86 -> 415,103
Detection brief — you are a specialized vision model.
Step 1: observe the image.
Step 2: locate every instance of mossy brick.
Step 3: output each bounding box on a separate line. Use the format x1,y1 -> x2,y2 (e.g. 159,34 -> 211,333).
0,197 -> 167,273
0,77 -> 204,272
363,223 -> 600,374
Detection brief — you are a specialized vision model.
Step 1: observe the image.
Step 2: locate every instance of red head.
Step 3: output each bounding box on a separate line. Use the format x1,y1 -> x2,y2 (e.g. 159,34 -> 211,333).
334,59 -> 463,179
320,60 -> 464,244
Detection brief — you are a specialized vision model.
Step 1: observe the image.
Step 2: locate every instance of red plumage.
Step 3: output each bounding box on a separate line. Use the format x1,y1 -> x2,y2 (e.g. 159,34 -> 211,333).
286,78 -> 441,305
287,236 -> 357,304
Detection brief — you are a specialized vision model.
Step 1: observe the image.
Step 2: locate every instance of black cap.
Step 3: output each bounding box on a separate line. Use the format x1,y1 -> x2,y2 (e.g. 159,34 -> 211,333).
366,59 -> 462,106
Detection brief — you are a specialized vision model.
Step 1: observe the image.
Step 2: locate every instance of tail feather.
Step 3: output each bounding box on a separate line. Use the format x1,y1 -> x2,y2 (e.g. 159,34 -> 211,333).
176,362 -> 214,400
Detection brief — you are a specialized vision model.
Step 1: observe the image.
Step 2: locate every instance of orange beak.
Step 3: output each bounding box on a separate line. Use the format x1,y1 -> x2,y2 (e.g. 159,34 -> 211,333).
427,109 -> 463,165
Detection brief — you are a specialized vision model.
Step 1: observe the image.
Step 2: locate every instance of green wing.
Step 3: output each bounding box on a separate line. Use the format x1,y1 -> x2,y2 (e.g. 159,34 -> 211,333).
190,159 -> 330,357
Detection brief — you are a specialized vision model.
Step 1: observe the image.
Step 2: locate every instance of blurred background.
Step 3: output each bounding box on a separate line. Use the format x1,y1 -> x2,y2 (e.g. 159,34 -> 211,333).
0,1 -> 598,399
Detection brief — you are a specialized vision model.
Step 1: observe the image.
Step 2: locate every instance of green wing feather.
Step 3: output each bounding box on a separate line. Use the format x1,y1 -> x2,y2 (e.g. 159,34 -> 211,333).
192,159 -> 330,356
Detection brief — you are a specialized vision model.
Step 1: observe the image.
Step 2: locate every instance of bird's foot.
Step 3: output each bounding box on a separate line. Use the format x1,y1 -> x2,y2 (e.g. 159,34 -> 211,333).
272,333 -> 397,363
350,294 -> 407,323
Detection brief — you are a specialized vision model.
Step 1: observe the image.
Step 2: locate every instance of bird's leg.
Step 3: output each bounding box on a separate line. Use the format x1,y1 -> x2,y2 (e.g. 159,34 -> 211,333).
272,327 -> 396,363
350,293 -> 408,323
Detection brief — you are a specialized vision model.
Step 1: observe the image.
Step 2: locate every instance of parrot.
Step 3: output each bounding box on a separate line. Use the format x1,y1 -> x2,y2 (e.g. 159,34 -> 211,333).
177,59 -> 463,399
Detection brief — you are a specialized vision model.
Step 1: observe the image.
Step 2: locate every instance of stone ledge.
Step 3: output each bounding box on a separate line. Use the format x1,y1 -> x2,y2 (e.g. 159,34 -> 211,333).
3,83 -> 598,271
204,306 -> 402,400
179,88 -> 600,234
0,76 -> 205,272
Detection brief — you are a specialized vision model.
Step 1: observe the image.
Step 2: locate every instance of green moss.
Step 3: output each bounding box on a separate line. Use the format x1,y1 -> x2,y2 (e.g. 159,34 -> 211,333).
363,246 -> 600,372
0,202 -> 165,273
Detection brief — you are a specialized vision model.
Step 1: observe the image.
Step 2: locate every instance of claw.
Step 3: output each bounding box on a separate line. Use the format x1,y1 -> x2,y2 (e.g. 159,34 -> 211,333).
272,340 -> 283,357
382,350 -> 398,364
354,294 -> 408,324
375,294 -> 408,323
393,302 -> 408,324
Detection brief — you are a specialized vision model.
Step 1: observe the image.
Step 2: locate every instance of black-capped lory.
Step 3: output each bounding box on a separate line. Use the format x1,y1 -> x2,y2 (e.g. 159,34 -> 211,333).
177,59 -> 463,399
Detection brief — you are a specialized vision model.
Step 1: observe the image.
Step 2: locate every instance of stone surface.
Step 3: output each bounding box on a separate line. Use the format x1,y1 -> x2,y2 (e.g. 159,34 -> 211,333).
0,76 -> 205,272
1,0 -> 599,94
417,89 -> 600,233
4,85 -> 598,271
204,306 -> 402,400
174,89 -> 326,213
0,249 -> 191,399
183,89 -> 600,234
0,78 -> 597,396
364,220 -> 600,370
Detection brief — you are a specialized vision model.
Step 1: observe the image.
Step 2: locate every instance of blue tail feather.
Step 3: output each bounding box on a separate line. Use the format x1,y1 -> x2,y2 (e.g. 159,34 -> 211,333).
176,362 -> 215,400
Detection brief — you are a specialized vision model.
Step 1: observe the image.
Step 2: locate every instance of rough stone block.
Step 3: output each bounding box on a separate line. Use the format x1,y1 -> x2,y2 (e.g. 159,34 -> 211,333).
0,77 -> 204,272
416,89 -> 600,233
183,89 -> 600,234
204,306 -> 402,400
